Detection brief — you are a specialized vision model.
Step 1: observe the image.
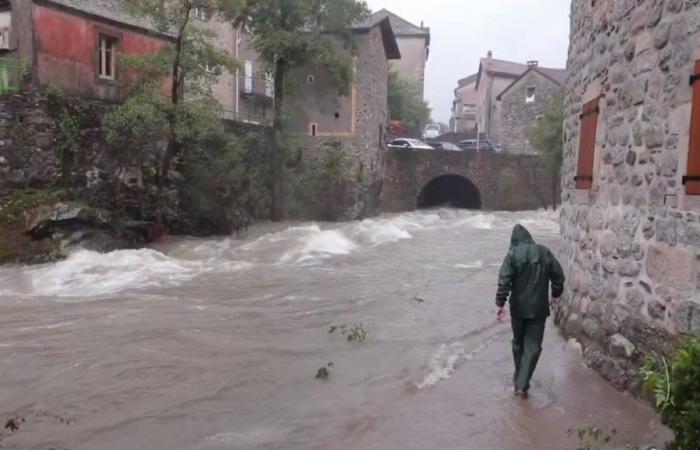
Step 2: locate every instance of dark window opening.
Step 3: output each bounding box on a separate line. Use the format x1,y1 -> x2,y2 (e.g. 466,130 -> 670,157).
307,75 -> 315,84
334,112 -> 340,118
310,123 -> 317,137
417,175 -> 481,209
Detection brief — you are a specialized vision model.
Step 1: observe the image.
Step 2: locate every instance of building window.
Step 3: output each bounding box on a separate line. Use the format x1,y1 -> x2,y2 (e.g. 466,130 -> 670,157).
685,60 -> 700,195
265,73 -> 274,97
98,35 -> 118,80
194,5 -> 209,21
244,60 -> 253,93
575,98 -> 600,190
307,74 -> 315,84
526,87 -> 536,103
310,123 -> 318,137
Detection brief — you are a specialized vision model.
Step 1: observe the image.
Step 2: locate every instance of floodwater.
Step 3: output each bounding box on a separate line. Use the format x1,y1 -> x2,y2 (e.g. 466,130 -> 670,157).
0,210 -> 669,449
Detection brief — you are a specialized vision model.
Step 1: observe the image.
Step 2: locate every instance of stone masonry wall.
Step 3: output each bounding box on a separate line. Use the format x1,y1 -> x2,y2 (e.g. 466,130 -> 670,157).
560,0 -> 700,390
500,70 -> 562,154
284,26 -> 389,221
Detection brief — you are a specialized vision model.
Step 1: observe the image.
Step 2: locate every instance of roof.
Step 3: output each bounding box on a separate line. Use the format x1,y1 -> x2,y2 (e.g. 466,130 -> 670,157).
353,16 -> 401,60
369,9 -> 430,57
38,0 -> 175,38
475,56 -> 565,90
458,73 -> 478,87
496,66 -> 567,100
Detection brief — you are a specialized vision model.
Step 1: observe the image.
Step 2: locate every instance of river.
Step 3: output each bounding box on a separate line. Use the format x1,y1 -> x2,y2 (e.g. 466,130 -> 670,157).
0,209 -> 669,449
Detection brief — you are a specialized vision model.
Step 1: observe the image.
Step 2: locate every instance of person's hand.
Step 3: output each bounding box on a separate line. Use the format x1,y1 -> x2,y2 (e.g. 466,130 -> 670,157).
496,307 -> 506,321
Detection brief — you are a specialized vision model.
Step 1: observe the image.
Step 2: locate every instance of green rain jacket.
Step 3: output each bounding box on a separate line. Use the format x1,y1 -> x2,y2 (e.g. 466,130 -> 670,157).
496,224 -> 565,319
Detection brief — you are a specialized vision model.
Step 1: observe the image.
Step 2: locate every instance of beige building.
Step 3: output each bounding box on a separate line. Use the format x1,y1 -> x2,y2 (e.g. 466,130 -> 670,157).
193,6 -> 272,125
370,9 -> 429,98
475,51 -> 565,145
450,73 -> 478,133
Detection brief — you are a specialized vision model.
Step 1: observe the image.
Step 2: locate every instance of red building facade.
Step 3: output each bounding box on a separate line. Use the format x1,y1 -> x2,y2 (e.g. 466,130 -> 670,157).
16,0 -> 173,102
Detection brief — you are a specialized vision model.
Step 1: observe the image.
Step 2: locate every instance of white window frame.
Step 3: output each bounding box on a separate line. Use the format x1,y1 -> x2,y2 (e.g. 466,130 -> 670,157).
244,60 -> 253,93
265,73 -> 274,98
98,35 -> 117,80
194,5 -> 209,21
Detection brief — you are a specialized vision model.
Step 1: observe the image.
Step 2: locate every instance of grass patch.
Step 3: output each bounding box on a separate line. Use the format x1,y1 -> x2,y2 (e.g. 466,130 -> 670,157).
0,189 -> 68,224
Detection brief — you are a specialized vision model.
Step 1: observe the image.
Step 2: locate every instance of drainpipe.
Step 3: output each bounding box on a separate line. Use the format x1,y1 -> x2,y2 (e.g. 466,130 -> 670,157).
235,26 -> 241,119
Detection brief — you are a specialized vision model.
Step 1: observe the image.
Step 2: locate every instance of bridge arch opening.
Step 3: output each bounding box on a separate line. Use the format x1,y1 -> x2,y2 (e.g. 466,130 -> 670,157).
417,175 -> 482,210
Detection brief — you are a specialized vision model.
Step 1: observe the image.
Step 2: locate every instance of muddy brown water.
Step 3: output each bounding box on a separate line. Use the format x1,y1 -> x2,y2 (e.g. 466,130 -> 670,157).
0,210 -> 669,449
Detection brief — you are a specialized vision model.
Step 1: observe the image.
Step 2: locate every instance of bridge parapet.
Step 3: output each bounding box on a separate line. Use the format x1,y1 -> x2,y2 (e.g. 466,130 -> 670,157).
380,149 -> 558,212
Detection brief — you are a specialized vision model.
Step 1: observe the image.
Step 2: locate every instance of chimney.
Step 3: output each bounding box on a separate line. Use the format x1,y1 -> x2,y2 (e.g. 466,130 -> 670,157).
527,60 -> 539,67
420,20 -> 424,28
487,50 -> 493,59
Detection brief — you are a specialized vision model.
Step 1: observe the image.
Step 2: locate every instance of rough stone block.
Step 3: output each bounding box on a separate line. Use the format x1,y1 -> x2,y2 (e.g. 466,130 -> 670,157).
673,300 -> 700,334
618,259 -> 642,277
647,243 -> 694,291
608,333 -> 636,358
653,19 -> 672,49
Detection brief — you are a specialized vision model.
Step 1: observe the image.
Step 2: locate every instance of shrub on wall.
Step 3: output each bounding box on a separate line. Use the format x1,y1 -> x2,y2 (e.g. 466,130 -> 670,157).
642,336 -> 700,450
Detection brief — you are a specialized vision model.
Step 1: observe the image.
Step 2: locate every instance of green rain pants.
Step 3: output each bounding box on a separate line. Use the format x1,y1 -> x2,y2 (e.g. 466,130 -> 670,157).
511,317 -> 546,392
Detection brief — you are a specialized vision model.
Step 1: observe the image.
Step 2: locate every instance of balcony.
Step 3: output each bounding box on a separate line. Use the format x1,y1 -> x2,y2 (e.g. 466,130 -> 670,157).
241,73 -> 274,103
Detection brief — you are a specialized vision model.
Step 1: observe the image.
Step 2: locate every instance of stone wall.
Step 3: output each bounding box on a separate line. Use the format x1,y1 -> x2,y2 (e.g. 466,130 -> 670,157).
380,149 -> 558,212
560,0 -> 700,390
284,26 -> 389,221
500,70 -> 562,154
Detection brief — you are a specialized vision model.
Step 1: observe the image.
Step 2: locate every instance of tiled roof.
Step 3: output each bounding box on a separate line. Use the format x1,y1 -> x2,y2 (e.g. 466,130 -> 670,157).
480,57 -> 529,76
496,66 -> 568,100
41,0 -> 173,37
352,16 -> 401,60
457,73 -> 478,87
539,67 -> 567,84
370,9 -> 429,36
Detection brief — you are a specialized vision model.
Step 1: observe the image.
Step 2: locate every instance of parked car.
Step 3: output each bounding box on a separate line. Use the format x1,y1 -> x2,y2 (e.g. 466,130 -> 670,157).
388,138 -> 435,150
458,139 -> 498,152
422,124 -> 441,140
430,141 -> 462,151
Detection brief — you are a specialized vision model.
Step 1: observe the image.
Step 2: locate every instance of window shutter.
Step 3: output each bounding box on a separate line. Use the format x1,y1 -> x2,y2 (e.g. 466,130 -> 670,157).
685,60 -> 700,195
575,98 -> 599,190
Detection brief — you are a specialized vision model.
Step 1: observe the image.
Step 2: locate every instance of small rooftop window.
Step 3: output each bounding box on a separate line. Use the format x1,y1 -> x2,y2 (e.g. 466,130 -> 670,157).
526,87 -> 536,103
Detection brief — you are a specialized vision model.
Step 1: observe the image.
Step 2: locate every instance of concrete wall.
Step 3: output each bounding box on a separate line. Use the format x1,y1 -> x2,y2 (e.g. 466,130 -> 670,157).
500,70 -> 561,154
380,149 -> 558,212
390,35 -> 426,97
560,0 -> 700,389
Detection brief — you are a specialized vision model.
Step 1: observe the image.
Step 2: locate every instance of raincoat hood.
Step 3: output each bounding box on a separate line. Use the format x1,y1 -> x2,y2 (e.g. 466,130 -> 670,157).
510,224 -> 535,247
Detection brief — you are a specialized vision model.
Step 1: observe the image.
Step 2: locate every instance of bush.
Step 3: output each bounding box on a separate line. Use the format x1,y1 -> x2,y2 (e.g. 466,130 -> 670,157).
642,336 -> 700,450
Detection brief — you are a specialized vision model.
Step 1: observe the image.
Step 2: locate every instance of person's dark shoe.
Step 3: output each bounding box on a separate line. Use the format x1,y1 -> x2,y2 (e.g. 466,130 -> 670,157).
514,390 -> 529,399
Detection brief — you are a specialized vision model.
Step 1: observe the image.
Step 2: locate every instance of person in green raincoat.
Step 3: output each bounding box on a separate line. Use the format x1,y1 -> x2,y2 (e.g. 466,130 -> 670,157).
496,224 -> 565,398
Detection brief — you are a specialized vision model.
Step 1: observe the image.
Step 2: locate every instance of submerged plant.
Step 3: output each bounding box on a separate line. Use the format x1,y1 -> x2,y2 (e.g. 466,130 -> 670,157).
315,362 -> 334,380
328,323 -> 368,343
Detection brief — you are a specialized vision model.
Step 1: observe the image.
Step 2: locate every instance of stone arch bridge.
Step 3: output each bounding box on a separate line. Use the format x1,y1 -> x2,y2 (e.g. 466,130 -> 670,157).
379,148 -> 558,212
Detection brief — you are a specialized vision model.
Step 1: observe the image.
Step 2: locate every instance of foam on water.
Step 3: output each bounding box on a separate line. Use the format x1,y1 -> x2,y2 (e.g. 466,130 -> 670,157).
454,261 -> 484,270
279,226 -> 358,263
21,249 -> 203,297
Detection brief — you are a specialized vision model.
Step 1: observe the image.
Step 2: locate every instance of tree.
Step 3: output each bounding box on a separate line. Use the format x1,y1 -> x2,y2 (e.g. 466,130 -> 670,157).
236,0 -> 369,221
528,90 -> 564,210
388,70 -> 431,134
121,0 -> 243,224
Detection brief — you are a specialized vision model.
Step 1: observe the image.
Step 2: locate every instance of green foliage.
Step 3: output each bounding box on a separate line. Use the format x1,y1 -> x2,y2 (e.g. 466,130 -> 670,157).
388,70 -> 431,132
0,189 -> 68,224
529,90 -> 564,177
642,337 -> 700,450
38,86 -> 84,185
238,0 -> 368,91
179,125 -> 272,233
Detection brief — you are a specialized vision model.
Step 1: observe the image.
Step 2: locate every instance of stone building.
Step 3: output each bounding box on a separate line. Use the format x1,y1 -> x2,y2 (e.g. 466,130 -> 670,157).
474,52 -> 566,148
193,6 -> 273,125
560,0 -> 700,389
284,16 -> 400,220
450,73 -> 478,133
369,9 -> 429,98
498,62 -> 566,154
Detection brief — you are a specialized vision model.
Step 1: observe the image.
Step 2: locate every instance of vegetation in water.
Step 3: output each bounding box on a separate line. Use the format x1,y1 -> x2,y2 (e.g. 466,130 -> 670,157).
315,362 -> 334,380
642,336 -> 700,450
329,323 -> 368,343
564,426 -> 656,450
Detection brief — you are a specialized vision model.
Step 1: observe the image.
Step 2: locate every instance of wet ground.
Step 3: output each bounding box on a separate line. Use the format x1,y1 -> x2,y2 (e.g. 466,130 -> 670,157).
0,210 -> 669,449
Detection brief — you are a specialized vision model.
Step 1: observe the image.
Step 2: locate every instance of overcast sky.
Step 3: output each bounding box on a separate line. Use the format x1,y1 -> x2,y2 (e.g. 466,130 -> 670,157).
365,0 -> 571,124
